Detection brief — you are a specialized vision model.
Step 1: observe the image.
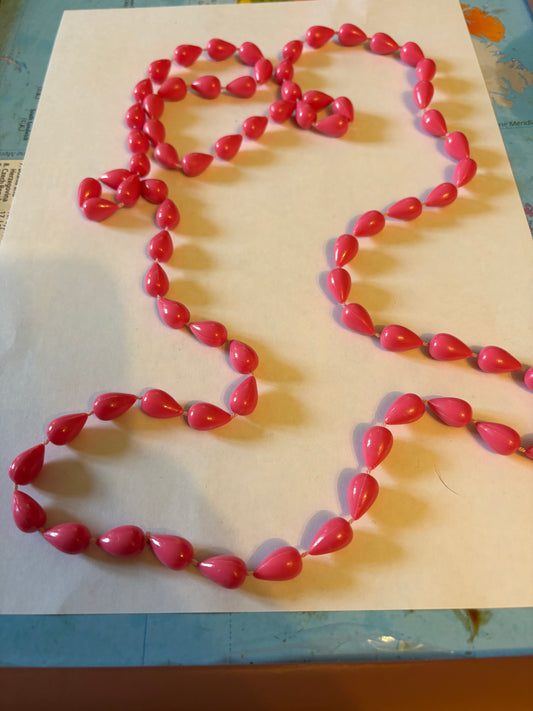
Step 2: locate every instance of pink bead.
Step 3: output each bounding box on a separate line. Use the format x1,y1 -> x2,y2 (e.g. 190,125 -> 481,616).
444,131 -> 470,160
47,413 -> 88,446
144,262 -> 169,297
100,168 -> 131,189
453,158 -> 477,187
141,179 -> 168,204
226,76 -> 256,99
337,23 -> 367,46
362,425 -> 393,470
132,78 -> 152,103
206,38 -> 236,61
327,267 -> 351,303
302,90 -> 333,111
142,93 -> 164,120
416,58 -> 436,81
82,197 -> 118,222
334,234 -> 359,267
187,403 -> 232,430
127,129 -> 150,154
380,325 -> 423,352
9,443 -> 45,485
157,298 -> 190,329
141,389 -> 183,418
92,392 -> 137,421
424,183 -> 458,207
253,546 -> 302,581
427,397 -> 472,427
341,303 -> 375,336
524,445 -> 533,459
281,80 -> 302,103
149,534 -> 193,570
282,39 -> 304,62
189,321 -> 227,347
477,346 -> 521,373
154,142 -> 179,169
143,118 -> 165,146
191,75 -> 221,100
314,115 -> 349,138
428,333 -> 473,361
214,134 -> 243,161
384,393 -> 426,425
353,210 -> 385,237
308,517 -> 353,556
44,523 -> 91,554
348,473 -> 379,520
181,153 -> 214,177
370,32 -> 399,55
174,44 -> 202,67
125,104 -> 145,129
332,96 -> 354,122
386,197 -> 423,221
295,101 -> 317,130
116,174 -> 141,207
525,368 -> 533,391
147,58 -> 170,84
475,421 -> 521,456
229,340 -> 259,374
305,25 -> 335,49
269,100 -> 296,123
156,198 -> 180,229
129,153 -> 150,177
421,109 -> 447,137
198,555 -> 247,589
77,177 -> 101,207
12,490 -> 46,532
242,116 -> 268,140
229,376 -> 258,416
254,58 -> 273,84
400,41 -> 424,66
148,230 -> 173,261
274,59 -> 294,84
239,41 -> 263,66
96,525 -> 145,557
413,80 -> 434,109
157,76 -> 187,101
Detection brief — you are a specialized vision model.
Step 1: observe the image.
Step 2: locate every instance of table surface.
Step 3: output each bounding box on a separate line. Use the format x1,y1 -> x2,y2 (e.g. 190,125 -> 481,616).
1,0 -> 532,667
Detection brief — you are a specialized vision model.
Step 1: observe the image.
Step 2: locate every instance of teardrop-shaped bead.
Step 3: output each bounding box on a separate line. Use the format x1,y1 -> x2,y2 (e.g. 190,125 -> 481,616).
78,177 -> 101,207
82,197 -> 118,222
269,100 -> 296,123
421,109 -> 447,137
295,101 -> 317,130
477,346 -> 521,373
282,39 -> 304,62
181,152 -> 214,177
157,298 -> 190,329
327,267 -> 351,303
141,179 -> 168,205
226,76 -> 256,99
428,333 -> 473,361
148,230 -> 173,261
144,262 -> 169,297
308,517 -> 353,556
254,58 -> 273,84
47,413 -> 88,446
362,425 -> 393,470
189,321 -> 227,347
174,44 -> 202,67
132,78 -> 153,103
281,80 -> 302,102
148,534 -> 193,570
191,75 -> 221,100
253,546 -> 302,581
97,525 -> 145,557
444,131 -> 470,160
127,129 -> 150,154
12,490 -> 46,532
93,392 -> 138,421
157,76 -> 187,101
229,376 -> 258,416
416,58 -> 437,81
337,23 -> 367,46
242,115 -> 268,140
384,393 -> 426,425
143,118 -> 165,146
229,340 -> 259,374
400,41 -> 424,66
302,90 -> 333,111
206,38 -> 236,61
314,114 -> 349,138
305,25 -> 335,49
524,368 -> 533,391
44,522 -> 91,554
427,397 -> 472,427
214,134 -> 243,161
129,153 -> 150,177
142,93 -> 164,120
353,210 -> 385,237
239,41 -> 263,65
453,158 -> 477,188
524,445 -> 533,459
380,324 -> 423,352
141,389 -> 183,418
370,32 -> 399,54
125,104 -> 145,130
274,60 -> 294,84
386,197 -> 423,221
341,303 -> 375,336
156,198 -> 180,229
332,96 -> 354,122
412,80 -> 434,109
475,421 -> 521,456
147,58 -> 170,84
9,443 -> 45,485
116,174 -> 141,207
187,403 -> 232,431
424,182 -> 458,207
334,234 -> 359,267
348,473 -> 379,520
198,555 -> 247,589
154,142 -> 179,169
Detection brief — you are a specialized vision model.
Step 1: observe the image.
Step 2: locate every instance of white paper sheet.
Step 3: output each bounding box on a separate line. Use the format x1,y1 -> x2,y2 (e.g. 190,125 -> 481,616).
0,0 -> 531,614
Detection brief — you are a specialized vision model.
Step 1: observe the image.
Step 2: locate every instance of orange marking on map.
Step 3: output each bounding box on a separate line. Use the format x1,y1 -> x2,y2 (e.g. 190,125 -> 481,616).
461,5 -> 505,42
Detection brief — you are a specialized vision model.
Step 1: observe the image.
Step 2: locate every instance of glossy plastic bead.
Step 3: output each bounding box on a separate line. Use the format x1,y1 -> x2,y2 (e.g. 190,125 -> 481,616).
253,546 -> 302,581
141,389 -> 183,418
125,104 -> 145,130
157,298 -> 190,329
427,397 -> 473,427
174,44 -> 202,67
44,523 -> 91,554
132,78 -> 152,103
453,158 -> 477,187
477,346 -> 521,373
142,93 -> 164,120
332,96 -> 354,122
141,179 -> 168,204
12,490 -> 46,532
314,114 -> 349,138
384,393 -> 426,425
229,376 -> 258,416
428,333 -> 472,361
198,555 -> 247,589
154,142 -> 179,169
370,32 -> 399,54
143,118 -> 165,146
99,168 -> 131,189
281,80 -> 302,102
187,403 -> 232,431
189,321 -> 228,347
148,534 -> 193,570
191,76 -> 221,100
353,210 -> 385,237
341,303 -> 375,336
144,262 -> 169,297
412,80 -> 434,110
92,392 -> 138,421
226,76 -> 256,99
475,421 -> 521,455
380,325 -> 423,352
148,230 -> 173,261
116,174 -> 141,207
421,109 -> 447,137
82,197 -> 118,222
147,58 -> 170,84
524,368 -> 533,391
302,90 -> 333,111
400,41 -> 424,66
156,198 -> 180,229
96,525 -> 145,557
416,58 -> 436,81
242,115 -> 268,140
337,23 -> 367,46
206,38 -> 236,61
348,473 -> 379,520
327,267 -> 351,303
306,25 -> 335,49
214,134 -> 243,161
282,39 -> 303,62
387,197 -> 423,221
295,101 -> 317,130
229,340 -> 259,374
308,517 -> 353,556
239,41 -> 263,65
334,234 -> 359,267
181,152 -> 214,177
157,76 -> 187,101
9,443 -> 45,485
269,100 -> 296,123
47,413 -> 88,446
77,177 -> 101,207
362,425 -> 393,470
424,183 -> 458,207
444,131 -> 470,160
254,58 -> 273,84
127,129 -> 150,154
274,59 -> 294,84
129,153 -> 150,177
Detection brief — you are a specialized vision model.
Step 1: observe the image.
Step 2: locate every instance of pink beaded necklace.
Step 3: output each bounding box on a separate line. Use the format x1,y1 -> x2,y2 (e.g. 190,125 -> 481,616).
9,24 -> 532,590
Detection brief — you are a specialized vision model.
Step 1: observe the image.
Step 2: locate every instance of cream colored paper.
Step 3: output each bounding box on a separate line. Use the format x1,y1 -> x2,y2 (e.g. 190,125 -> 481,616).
0,0 -> 531,614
